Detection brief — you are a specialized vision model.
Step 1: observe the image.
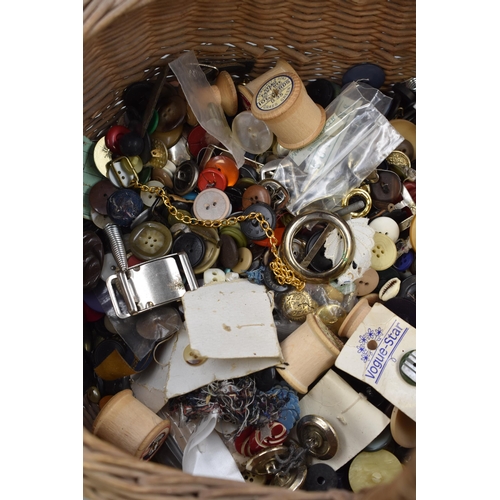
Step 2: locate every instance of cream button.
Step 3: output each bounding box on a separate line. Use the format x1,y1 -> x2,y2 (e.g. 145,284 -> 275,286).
231,247 -> 253,273
192,188 -> 231,220
129,221 -> 172,261
369,216 -> 400,243
370,232 -> 398,271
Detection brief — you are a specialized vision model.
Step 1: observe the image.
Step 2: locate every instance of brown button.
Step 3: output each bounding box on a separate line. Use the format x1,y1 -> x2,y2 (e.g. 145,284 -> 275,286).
83,231 -> 104,291
88,179 -> 118,215
354,268 -> 380,297
241,185 -> 271,209
156,95 -> 187,132
219,233 -> 239,269
370,170 -> 402,205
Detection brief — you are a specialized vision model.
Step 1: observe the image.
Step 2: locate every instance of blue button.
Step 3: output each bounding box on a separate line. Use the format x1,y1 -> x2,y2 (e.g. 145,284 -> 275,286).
106,189 -> 144,227
393,249 -> 415,272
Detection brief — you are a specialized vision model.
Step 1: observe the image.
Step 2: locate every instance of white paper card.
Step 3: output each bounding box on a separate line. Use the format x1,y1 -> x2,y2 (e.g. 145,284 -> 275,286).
131,325 -> 281,413
181,280 -> 282,359
299,370 -> 390,470
334,302 -> 416,421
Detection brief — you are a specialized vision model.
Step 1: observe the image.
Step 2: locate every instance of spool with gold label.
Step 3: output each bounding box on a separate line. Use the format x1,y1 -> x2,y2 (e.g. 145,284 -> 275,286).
250,72 -> 326,150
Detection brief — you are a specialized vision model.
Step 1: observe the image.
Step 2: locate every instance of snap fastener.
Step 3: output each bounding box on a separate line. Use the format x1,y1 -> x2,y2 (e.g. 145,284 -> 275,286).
370,232 -> 398,271
259,178 -> 290,212
192,188 -> 231,220
296,415 -> 339,460
281,211 -> 354,283
129,221 -> 173,261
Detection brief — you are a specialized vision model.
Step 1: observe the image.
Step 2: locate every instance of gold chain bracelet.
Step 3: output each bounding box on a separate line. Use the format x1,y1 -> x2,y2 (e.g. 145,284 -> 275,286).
130,179 -> 306,291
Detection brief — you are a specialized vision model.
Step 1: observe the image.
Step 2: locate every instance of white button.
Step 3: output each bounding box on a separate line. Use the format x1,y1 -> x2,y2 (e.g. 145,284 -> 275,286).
369,217 -> 400,243
140,180 -> 165,207
90,208 -> 113,230
192,188 -> 231,220
203,268 -> 226,285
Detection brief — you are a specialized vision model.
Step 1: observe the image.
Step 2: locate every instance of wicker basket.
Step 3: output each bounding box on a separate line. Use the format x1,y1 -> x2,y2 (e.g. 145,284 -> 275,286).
83,0 -> 416,498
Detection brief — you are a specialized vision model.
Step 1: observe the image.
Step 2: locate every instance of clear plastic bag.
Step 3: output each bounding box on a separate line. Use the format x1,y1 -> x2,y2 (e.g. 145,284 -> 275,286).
169,51 -> 246,167
273,82 -> 404,215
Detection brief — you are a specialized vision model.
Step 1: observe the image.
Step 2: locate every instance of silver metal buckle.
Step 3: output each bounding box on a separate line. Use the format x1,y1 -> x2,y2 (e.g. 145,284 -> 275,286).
106,252 -> 198,319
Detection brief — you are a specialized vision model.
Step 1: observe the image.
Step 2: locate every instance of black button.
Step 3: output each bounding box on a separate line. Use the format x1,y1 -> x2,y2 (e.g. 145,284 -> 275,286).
240,202 -> 276,241
253,366 -> 279,392
118,131 -> 145,157
263,264 -> 291,292
306,79 -> 335,108
172,232 -> 206,268
342,63 -> 385,89
383,297 -> 416,328
239,163 -> 259,181
303,463 -> 339,491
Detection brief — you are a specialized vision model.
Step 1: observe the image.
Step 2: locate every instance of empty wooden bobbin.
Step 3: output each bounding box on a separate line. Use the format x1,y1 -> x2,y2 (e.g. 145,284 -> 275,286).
337,298 -> 373,339
251,72 -> 326,150
92,389 -> 171,461
278,314 -> 343,394
237,58 -> 305,109
211,70 -> 238,116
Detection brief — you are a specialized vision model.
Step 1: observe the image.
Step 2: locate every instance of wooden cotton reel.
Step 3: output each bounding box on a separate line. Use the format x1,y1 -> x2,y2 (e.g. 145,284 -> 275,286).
278,314 -> 343,394
92,389 -> 171,461
237,58 -> 305,109
251,72 -> 326,150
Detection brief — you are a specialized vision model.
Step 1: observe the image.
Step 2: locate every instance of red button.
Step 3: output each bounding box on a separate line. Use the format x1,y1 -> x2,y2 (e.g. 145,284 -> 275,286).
197,167 -> 228,191
204,155 -> 239,187
105,125 -> 130,155
188,125 -> 221,157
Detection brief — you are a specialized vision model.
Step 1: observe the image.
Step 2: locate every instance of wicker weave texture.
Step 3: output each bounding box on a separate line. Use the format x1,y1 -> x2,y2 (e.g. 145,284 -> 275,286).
83,0 -> 415,140
82,1 -> 416,498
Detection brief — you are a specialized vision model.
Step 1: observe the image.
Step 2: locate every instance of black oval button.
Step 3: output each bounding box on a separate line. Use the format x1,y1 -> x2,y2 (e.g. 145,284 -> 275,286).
172,232 -> 206,268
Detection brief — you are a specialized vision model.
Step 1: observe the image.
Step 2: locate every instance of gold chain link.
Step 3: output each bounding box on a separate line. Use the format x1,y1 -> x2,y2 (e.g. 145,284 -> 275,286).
131,180 -> 305,291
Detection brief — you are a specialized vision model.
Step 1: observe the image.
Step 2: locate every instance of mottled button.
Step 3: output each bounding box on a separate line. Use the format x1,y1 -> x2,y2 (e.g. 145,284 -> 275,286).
129,221 -> 172,261
172,232 -> 206,268
369,216 -> 400,243
204,155 -> 239,187
232,110 -> 274,154
240,202 -> 276,241
219,233 -> 240,269
197,167 -> 228,191
371,232 -> 398,271
88,179 -> 118,216
192,188 -> 231,220
241,185 -> 271,210
173,160 -> 199,196
106,189 -> 144,227
354,268 -> 380,296
370,170 -> 402,205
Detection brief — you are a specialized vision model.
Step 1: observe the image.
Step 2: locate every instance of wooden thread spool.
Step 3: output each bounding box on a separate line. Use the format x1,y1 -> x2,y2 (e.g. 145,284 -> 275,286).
337,298 -> 373,339
278,314 -> 343,394
251,72 -> 326,150
92,389 -> 171,461
237,58 -> 305,109
390,406 -> 416,448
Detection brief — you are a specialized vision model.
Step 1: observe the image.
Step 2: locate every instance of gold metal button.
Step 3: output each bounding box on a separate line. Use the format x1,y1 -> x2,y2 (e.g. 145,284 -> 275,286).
280,290 -> 318,322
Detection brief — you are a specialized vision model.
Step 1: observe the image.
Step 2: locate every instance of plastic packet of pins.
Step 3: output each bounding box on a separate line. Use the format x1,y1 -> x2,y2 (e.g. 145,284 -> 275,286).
272,82 -> 404,215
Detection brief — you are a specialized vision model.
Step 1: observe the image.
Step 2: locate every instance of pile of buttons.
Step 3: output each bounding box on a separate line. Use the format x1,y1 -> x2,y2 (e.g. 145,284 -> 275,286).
83,59 -> 416,493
